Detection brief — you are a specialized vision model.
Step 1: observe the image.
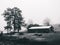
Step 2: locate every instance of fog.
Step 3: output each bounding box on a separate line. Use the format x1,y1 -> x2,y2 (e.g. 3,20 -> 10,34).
0,0 -> 60,31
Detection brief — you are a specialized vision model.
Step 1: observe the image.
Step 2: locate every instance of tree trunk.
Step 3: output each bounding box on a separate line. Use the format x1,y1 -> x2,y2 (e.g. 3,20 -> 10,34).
7,29 -> 9,33
13,28 -> 15,34
7,29 -> 8,33
18,29 -> 19,33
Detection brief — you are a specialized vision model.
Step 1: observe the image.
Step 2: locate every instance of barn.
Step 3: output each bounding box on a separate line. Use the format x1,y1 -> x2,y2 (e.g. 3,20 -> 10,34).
28,26 -> 54,33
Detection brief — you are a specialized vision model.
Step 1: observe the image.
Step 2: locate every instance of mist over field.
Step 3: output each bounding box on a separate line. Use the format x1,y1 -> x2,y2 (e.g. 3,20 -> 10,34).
0,0 -> 60,32
0,0 -> 60,45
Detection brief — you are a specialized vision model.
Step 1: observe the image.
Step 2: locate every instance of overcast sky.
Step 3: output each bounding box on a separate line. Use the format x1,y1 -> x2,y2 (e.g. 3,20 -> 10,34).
0,0 -> 60,31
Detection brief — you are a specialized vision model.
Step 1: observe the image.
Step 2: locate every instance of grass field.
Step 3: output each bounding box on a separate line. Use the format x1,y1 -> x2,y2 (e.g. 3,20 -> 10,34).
0,32 -> 60,45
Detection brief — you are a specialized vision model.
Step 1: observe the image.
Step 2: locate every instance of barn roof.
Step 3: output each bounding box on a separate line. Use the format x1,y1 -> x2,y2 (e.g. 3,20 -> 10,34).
29,26 -> 51,29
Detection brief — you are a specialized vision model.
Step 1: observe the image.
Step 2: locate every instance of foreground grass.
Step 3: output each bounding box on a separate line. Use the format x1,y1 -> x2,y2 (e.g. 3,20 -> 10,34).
0,32 -> 60,45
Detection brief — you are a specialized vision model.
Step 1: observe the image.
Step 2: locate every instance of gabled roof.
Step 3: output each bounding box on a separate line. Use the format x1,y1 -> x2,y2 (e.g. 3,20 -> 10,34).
29,26 -> 51,29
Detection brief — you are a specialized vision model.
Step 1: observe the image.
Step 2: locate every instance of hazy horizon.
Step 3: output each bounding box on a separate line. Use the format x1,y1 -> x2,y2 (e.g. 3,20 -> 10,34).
0,0 -> 60,31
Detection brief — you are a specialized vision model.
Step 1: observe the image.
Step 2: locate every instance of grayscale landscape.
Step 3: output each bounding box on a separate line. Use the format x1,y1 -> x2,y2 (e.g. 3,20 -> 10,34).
0,0 -> 60,45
